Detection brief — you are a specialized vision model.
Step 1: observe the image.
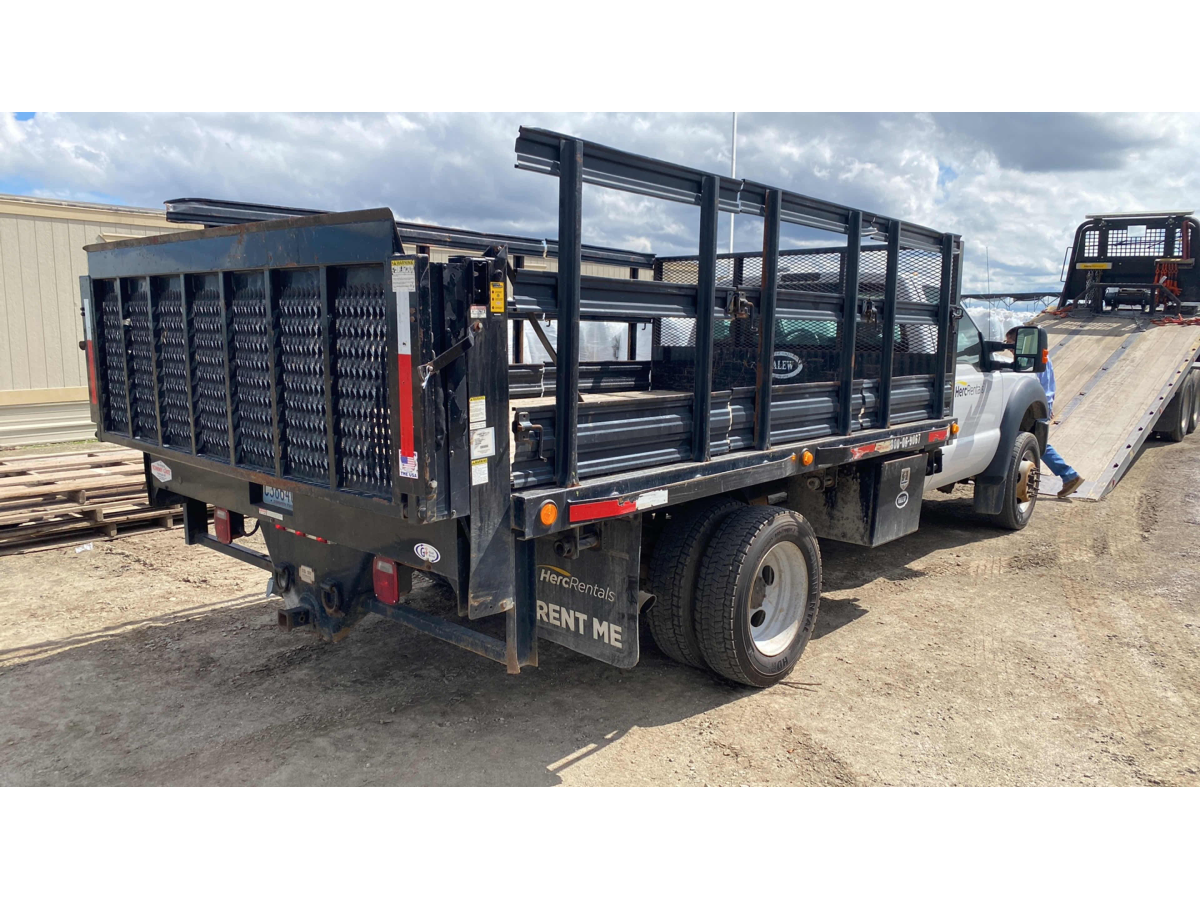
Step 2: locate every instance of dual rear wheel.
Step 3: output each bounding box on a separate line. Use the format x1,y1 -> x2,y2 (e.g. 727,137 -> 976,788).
647,501 -> 822,688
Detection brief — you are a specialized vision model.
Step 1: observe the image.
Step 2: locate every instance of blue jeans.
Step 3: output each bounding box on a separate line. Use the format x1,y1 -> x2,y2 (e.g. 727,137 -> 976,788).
1043,444 -> 1078,481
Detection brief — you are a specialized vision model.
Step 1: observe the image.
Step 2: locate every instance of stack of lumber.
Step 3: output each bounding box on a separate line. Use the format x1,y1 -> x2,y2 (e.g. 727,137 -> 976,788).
0,447 -> 182,552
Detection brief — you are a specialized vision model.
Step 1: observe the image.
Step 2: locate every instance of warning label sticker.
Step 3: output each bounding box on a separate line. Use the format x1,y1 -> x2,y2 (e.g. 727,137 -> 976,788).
469,396 -> 487,428
489,282 -> 505,314
471,459 -> 489,486
391,259 -> 416,294
470,427 -> 495,460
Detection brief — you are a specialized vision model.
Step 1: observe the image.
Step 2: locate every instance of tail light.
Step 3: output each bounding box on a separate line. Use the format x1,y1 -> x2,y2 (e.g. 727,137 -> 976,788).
373,557 -> 400,605
214,508 -> 233,544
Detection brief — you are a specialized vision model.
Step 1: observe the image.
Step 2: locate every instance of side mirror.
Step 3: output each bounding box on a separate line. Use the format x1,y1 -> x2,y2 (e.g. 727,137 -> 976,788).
1012,326 -> 1048,373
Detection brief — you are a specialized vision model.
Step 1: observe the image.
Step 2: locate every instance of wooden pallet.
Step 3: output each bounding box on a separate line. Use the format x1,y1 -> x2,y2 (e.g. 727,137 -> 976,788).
0,446 -> 184,551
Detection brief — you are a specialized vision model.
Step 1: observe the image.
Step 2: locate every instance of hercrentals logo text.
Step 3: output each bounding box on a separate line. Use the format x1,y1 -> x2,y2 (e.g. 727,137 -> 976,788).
538,565 -> 616,602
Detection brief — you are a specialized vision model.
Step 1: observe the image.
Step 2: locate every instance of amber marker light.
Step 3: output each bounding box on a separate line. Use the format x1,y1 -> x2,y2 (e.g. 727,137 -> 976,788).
539,501 -> 558,526
801,450 -> 814,466
950,422 -> 960,435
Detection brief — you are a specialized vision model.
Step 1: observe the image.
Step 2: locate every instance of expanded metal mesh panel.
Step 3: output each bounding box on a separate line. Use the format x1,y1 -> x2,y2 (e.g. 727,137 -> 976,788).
122,277 -> 159,443
659,317 -> 696,347
276,269 -> 328,483
773,319 -> 841,384
332,266 -> 391,496
778,251 -> 843,294
189,273 -> 231,460
854,249 -> 890,380
228,272 -> 274,471
152,275 -> 191,449
94,279 -> 129,436
1108,227 -> 1166,257
898,248 -> 943,303
1083,230 -> 1099,258
741,256 -> 763,286
715,258 -> 735,287
660,248 -> 844,293
712,317 -> 759,391
658,259 -> 699,284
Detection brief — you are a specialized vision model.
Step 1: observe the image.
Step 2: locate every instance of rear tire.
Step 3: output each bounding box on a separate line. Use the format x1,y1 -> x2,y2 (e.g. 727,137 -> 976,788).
645,497 -> 742,668
1187,371 -> 1199,435
1159,379 -> 1192,443
694,506 -> 822,688
990,431 -> 1041,531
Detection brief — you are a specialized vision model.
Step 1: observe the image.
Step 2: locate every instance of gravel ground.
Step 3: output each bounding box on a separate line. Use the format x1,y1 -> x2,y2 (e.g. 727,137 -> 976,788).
1,435 -> 1197,786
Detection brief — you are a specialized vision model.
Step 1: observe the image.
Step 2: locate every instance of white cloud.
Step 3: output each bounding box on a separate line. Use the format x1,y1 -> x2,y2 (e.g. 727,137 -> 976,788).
3,111 -> 1199,293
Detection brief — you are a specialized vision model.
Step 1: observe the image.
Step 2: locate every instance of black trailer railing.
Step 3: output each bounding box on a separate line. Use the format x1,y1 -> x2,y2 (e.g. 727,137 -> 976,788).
84,127 -> 961,525
523,124 -> 961,486
1059,211 -> 1200,312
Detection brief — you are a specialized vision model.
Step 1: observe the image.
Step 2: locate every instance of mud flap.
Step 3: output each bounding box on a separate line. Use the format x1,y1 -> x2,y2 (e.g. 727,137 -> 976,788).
533,517 -> 641,668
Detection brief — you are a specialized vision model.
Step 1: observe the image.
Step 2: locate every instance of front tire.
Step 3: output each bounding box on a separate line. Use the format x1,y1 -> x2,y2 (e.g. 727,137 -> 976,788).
695,506 -> 822,688
990,431 -> 1041,530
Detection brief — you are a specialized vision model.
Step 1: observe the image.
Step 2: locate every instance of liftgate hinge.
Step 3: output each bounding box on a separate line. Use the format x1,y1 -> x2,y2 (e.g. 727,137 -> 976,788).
513,411 -> 545,460
420,331 -> 476,388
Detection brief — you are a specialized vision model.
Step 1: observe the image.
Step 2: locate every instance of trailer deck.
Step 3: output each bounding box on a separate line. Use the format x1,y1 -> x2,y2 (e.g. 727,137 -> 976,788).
1032,310 -> 1200,499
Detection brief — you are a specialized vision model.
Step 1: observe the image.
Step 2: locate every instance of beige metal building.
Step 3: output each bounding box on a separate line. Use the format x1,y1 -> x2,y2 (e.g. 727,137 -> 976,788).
0,195 -> 199,446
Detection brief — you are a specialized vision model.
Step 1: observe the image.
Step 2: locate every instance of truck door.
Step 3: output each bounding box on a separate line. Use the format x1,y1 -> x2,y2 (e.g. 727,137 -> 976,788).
930,310 -> 1005,486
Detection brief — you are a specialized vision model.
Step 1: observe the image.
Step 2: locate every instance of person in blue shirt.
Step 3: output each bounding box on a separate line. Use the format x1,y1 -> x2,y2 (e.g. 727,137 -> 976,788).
1007,327 -> 1083,498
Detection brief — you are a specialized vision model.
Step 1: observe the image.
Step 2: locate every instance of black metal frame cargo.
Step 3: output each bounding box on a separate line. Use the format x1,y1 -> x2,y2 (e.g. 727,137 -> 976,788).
79,126 -> 961,677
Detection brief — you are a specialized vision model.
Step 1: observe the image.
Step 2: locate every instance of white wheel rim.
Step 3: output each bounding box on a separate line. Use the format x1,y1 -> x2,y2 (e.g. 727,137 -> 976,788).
748,542 -> 807,657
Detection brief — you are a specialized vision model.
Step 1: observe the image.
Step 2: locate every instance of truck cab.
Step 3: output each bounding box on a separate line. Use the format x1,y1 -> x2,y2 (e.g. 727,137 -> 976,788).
926,307 -> 1050,528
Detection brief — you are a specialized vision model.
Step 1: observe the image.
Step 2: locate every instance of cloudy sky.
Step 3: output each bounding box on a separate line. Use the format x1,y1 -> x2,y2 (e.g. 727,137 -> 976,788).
1,112 -> 1194,293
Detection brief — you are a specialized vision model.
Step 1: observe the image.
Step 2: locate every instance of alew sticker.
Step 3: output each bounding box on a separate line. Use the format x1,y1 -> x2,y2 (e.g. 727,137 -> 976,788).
772,351 -> 803,380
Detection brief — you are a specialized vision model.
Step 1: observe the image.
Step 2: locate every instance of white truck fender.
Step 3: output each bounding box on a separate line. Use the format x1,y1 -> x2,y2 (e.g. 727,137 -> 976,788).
971,377 -> 1050,515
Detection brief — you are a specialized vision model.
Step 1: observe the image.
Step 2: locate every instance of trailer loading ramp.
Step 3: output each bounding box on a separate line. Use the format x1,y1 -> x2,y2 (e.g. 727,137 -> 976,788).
1030,310 -> 1200,500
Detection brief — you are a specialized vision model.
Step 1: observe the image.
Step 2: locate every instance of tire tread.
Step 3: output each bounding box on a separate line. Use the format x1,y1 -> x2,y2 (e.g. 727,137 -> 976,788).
645,497 -> 742,668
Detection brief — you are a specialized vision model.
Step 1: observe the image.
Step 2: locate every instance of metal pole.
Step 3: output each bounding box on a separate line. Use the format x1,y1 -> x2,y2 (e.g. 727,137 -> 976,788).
754,188 -> 781,450
729,112 -> 737,253
555,138 -> 584,487
838,211 -> 862,436
693,174 -> 719,461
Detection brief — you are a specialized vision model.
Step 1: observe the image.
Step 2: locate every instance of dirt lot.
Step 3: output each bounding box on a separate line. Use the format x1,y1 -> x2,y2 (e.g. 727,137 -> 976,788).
2,435 -> 1198,786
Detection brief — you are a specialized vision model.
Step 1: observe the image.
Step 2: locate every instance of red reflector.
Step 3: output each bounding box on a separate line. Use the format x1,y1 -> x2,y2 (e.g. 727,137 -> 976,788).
568,497 -> 638,524
927,428 -> 949,443
294,531 -> 306,538
314,536 -> 328,544
373,557 -> 399,605
214,508 -> 232,544
275,523 -> 285,530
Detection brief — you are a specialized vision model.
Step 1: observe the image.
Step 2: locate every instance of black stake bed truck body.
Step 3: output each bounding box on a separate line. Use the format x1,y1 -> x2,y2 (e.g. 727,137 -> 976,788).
78,127 -> 992,686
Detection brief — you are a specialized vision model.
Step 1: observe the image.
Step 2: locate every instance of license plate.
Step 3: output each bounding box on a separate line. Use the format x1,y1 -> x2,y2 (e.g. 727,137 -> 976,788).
262,486 -> 294,513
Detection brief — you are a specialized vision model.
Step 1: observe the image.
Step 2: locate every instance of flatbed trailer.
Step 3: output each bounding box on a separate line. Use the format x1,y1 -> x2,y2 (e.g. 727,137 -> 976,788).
1024,211 -> 1200,499
77,126 -> 983,687
1026,309 -> 1200,499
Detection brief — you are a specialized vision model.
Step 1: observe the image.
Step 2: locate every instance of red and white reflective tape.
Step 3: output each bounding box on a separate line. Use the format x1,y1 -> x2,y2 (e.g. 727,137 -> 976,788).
568,488 -> 669,524
272,523 -> 330,544
394,260 -> 418,480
